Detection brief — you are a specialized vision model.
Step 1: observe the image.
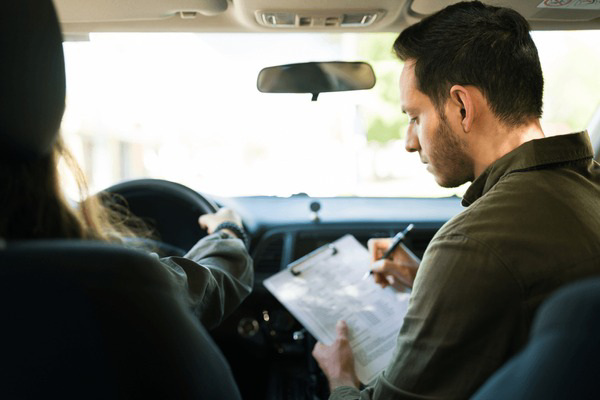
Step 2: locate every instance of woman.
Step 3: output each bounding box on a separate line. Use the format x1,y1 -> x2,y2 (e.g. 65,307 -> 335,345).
0,0 -> 252,330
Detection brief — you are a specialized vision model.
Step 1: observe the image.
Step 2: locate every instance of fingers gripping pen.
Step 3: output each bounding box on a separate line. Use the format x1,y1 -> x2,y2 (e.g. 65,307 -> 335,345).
363,223 -> 414,280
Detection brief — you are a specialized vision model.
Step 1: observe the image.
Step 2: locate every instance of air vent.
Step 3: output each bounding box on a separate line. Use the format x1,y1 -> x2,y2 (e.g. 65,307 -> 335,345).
254,234 -> 285,272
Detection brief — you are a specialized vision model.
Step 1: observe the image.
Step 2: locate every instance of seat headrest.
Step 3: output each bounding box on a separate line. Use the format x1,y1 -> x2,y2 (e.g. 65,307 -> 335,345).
0,0 -> 66,159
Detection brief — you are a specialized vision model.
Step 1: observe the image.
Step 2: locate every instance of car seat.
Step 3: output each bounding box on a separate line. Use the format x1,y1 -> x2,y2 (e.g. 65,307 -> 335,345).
0,241 -> 242,399
0,0 -> 241,398
472,276 -> 600,400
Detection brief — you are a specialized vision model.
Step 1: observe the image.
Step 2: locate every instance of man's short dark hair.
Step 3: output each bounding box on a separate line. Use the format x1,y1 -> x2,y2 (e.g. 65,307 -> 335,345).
393,1 -> 543,126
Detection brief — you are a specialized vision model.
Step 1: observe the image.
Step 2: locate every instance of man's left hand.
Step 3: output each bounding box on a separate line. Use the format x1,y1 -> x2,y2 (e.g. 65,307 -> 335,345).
312,320 -> 360,391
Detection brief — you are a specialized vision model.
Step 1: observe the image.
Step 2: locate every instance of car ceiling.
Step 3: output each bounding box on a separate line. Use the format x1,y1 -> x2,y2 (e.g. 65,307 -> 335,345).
55,0 -> 600,36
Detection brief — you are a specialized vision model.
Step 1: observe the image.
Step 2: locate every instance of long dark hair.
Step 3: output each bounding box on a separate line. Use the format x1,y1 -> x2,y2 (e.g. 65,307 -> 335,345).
0,0 -> 146,242
0,137 -> 145,241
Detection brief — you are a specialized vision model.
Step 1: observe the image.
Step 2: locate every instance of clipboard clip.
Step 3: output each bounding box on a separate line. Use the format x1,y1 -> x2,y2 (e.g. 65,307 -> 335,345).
289,243 -> 337,276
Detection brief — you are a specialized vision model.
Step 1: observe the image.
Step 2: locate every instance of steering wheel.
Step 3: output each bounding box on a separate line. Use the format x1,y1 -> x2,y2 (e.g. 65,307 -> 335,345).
105,179 -> 218,257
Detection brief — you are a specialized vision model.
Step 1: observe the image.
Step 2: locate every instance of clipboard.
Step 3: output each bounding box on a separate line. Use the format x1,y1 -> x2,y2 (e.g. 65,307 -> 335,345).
289,243 -> 337,276
263,234 -> 410,385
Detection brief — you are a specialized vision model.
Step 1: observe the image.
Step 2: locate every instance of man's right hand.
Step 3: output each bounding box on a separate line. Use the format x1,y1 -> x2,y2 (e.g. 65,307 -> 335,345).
367,238 -> 421,290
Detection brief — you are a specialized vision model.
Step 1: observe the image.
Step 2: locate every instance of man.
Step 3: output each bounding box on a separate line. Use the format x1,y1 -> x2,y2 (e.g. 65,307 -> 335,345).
312,1 -> 600,399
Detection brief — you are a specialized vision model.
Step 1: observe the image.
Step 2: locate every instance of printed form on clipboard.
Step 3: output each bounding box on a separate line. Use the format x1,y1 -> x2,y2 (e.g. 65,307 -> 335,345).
263,234 -> 410,385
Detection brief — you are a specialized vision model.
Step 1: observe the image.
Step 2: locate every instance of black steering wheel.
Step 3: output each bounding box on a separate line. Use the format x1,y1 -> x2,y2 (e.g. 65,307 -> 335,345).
105,179 -> 218,257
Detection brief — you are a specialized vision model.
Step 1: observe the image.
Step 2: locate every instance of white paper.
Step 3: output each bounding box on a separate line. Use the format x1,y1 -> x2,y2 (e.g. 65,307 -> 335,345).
263,234 -> 410,384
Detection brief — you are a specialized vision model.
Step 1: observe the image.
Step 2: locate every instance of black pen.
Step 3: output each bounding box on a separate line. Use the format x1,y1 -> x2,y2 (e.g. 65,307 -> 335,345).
363,223 -> 414,280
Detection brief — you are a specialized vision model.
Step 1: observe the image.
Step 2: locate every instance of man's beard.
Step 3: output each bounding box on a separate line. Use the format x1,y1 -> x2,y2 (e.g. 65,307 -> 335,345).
429,116 -> 473,188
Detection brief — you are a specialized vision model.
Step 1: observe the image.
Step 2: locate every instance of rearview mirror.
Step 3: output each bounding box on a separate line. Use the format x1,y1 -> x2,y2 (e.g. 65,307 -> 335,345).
257,61 -> 376,101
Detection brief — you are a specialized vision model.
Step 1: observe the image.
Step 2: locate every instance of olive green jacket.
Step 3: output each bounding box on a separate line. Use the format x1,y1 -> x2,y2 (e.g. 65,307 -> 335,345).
332,131 -> 600,399
161,232 -> 253,330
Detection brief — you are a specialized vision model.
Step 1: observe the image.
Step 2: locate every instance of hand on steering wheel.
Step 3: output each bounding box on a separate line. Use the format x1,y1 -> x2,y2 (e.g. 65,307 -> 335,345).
199,208 -> 243,234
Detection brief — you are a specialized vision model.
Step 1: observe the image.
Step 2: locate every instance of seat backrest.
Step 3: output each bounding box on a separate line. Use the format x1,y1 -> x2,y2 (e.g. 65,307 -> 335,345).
0,0 -> 65,159
472,276 -> 600,400
0,240 -> 241,399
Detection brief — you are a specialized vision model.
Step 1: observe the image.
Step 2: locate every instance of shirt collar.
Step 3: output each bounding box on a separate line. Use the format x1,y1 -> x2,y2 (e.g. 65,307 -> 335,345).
462,131 -> 593,207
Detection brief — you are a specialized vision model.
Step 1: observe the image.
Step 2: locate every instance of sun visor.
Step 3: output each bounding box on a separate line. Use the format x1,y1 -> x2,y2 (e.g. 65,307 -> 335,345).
410,0 -> 600,26
54,0 -> 228,22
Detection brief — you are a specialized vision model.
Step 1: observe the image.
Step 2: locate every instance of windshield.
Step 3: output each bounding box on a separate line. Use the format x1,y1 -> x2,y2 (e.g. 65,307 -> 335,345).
61,31 -> 600,198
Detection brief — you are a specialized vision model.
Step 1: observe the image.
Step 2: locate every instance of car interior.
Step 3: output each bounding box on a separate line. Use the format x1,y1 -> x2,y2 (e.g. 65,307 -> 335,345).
2,0 -> 600,399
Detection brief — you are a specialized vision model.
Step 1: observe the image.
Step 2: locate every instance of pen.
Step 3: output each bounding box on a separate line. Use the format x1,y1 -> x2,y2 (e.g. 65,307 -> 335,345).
363,223 -> 414,280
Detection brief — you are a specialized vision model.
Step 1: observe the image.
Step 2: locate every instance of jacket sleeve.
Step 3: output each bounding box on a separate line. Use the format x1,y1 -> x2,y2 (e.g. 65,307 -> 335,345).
159,231 -> 254,330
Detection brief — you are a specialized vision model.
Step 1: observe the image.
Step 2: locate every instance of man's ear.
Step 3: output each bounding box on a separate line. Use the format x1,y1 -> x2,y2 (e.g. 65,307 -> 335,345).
448,85 -> 474,133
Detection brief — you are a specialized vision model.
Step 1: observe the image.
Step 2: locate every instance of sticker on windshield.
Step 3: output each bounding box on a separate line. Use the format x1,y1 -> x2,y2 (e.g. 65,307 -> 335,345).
538,0 -> 600,9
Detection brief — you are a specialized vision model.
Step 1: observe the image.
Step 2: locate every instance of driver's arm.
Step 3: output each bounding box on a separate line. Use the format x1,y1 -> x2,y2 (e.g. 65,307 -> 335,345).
159,209 -> 253,330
